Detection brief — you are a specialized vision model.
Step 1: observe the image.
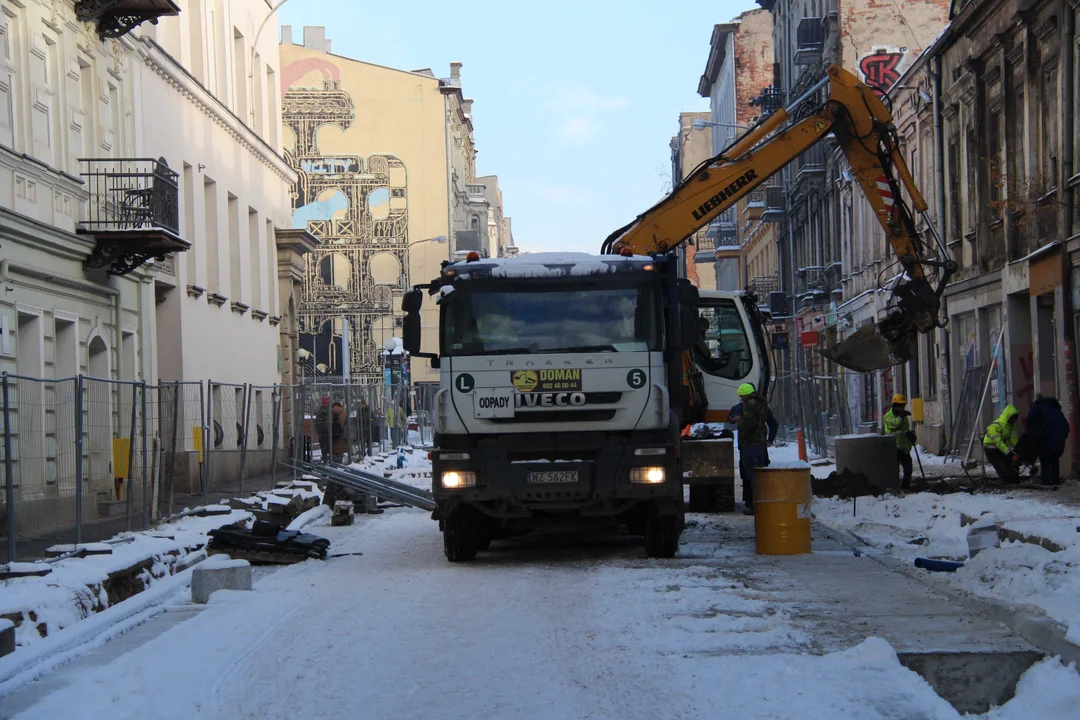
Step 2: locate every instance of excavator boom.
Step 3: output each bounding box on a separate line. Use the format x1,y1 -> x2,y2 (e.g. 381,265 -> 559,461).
604,66 -> 956,372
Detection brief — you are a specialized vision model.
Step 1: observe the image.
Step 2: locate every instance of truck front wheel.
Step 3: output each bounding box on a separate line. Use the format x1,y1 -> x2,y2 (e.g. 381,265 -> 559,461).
443,507 -> 479,562
644,506 -> 682,558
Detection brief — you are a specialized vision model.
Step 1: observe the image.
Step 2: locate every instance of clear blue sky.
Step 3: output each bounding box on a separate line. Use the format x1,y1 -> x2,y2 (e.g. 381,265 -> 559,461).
277,0 -> 759,254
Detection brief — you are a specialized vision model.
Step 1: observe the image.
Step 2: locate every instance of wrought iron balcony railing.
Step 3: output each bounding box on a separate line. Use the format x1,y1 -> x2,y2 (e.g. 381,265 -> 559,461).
75,0 -> 180,40
78,158 -> 189,276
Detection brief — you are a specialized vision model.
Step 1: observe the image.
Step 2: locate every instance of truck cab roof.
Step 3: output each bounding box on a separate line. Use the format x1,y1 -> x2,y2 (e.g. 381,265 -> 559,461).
444,252 -> 658,282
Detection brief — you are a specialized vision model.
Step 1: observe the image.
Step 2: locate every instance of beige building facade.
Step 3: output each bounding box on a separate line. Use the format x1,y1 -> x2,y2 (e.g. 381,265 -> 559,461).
670,111 -> 719,290
697,11 -> 777,295
138,0 -> 296,391
280,27 -> 507,386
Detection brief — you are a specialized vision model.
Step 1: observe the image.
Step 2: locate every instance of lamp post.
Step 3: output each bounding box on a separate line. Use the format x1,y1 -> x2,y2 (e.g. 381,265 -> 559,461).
249,0 -> 293,129
691,119 -> 749,131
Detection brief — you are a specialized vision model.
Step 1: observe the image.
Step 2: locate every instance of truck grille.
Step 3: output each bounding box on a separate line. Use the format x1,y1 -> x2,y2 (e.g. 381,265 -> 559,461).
489,410 -> 617,424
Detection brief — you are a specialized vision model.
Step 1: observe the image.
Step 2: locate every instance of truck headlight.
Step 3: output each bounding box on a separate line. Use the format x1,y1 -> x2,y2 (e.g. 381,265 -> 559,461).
441,471 -> 477,489
630,466 -> 666,484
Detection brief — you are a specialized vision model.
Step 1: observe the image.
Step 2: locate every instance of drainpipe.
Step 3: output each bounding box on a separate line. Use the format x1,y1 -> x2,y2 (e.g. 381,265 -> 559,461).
932,53 -> 953,439
1060,8 -> 1077,473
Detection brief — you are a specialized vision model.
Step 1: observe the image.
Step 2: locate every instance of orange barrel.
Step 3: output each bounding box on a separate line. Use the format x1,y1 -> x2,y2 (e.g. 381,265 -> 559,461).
753,462 -> 812,555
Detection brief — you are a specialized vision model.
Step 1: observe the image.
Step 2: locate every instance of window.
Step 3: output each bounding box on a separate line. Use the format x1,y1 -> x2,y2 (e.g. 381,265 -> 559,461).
925,334 -> 937,399
228,193 -> 240,299
948,133 -> 961,241
204,177 -> 219,290
694,299 -> 753,380
248,208 -> 261,308
443,284 -> 660,356
988,106 -> 1003,219
1041,65 -> 1059,189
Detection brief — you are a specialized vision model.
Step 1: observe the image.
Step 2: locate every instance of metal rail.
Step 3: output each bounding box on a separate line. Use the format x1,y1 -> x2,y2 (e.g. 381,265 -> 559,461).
289,461 -> 436,512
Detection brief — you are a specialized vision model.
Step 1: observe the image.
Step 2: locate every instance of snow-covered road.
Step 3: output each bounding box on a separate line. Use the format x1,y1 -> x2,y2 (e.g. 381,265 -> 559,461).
4,507 -> 1079,719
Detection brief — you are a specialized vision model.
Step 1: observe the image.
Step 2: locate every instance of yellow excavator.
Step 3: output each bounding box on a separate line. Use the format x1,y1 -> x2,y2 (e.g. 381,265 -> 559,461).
602,65 -> 956,374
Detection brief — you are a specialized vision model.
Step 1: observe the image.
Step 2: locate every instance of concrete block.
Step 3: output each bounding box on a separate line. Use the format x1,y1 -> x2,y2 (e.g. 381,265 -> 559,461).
191,556 -> 252,604
332,500 -> 354,526
0,618 -> 14,658
835,433 -> 899,490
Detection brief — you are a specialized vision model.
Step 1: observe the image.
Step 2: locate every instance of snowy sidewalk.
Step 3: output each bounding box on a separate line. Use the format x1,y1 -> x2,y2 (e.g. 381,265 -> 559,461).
2,504 -> 1078,719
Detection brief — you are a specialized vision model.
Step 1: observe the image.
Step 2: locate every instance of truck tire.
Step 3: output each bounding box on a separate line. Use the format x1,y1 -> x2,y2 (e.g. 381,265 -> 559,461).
688,484 -> 717,513
443,507 -> 479,562
644,506 -> 682,558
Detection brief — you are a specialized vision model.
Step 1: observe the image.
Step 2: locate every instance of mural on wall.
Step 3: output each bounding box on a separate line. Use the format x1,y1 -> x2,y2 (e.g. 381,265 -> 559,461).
858,48 -> 907,97
282,58 -> 410,383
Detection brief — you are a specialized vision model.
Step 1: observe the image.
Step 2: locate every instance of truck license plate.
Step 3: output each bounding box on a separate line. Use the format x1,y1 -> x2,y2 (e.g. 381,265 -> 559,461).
526,470 -> 578,485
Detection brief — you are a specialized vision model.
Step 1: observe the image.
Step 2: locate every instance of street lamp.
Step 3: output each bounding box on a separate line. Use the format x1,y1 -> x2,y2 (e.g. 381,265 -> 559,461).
410,235 -> 448,246
693,119 -> 749,131
249,0 -> 293,129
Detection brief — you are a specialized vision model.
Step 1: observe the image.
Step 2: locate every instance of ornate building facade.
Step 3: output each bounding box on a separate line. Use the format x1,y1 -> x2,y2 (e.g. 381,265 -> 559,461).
280,27 -> 505,384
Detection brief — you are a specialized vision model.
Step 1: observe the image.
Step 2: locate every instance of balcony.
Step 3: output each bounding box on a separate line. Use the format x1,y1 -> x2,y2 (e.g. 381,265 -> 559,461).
763,185 -> 786,222
796,144 -> 827,182
743,187 -> 766,220
78,158 -> 189,277
794,17 -> 825,66
748,275 -> 780,298
466,184 -> 487,204
705,218 -> 739,247
75,0 -> 180,40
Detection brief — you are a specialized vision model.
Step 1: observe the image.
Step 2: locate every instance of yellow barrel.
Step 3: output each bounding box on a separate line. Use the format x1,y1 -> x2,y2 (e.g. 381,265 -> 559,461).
753,463 -> 812,555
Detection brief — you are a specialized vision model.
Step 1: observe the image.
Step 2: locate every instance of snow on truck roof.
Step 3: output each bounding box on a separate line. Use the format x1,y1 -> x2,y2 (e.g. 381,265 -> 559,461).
446,252 -> 656,280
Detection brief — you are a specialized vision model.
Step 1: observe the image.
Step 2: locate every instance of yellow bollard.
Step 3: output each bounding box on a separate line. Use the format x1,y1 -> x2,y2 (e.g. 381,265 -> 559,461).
753,462 -> 812,555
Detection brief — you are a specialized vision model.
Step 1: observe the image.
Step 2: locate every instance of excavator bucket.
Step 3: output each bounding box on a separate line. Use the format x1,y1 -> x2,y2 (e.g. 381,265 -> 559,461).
822,320 -> 917,373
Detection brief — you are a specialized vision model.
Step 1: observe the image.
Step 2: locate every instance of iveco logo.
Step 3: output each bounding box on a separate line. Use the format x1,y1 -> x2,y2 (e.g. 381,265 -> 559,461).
486,357 -> 614,367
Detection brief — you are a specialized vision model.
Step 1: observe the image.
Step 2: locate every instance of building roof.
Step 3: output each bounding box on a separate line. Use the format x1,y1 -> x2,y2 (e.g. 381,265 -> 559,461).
698,23 -> 739,97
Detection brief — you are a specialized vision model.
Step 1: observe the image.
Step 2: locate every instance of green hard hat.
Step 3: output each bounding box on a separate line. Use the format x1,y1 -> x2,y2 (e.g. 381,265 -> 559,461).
737,383 -> 755,396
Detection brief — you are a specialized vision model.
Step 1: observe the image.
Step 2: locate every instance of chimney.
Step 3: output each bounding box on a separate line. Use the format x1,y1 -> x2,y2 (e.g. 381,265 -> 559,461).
281,25 -> 292,45
303,26 -> 330,52
450,61 -> 462,79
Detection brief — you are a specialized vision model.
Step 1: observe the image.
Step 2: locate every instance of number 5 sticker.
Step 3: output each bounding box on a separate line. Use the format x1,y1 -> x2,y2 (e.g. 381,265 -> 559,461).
455,373 -> 475,393
626,369 -> 647,389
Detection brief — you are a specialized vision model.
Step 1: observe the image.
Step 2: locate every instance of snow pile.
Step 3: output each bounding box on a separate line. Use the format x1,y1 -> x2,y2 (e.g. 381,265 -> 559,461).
955,543 -> 1080,625
349,446 -> 432,493
808,462 -> 1080,627
0,509 -> 251,653
984,657 -> 1080,719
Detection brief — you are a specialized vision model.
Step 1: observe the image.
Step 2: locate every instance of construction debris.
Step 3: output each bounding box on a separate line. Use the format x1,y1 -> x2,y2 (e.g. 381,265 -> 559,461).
207,520 -> 330,563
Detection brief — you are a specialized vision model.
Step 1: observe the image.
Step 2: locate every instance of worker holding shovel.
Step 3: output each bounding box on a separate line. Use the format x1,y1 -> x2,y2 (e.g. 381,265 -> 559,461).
883,394 -> 915,490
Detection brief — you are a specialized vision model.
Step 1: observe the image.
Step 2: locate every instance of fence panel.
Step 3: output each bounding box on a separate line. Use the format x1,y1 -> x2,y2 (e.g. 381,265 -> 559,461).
1,375 -> 82,563
207,381 -> 247,497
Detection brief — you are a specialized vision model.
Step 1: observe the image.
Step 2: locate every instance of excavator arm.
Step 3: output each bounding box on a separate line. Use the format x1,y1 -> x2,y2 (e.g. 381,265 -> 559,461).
603,66 -> 956,373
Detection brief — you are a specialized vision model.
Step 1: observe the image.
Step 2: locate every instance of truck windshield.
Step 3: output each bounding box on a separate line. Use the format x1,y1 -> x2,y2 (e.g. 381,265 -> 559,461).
443,284 -> 660,356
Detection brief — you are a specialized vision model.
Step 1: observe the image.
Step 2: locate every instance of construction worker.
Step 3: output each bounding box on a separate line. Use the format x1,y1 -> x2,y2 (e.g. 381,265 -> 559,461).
1026,395 -> 1070,486
883,394 -> 915,490
982,405 -> 1021,485
315,397 -> 332,463
733,382 -> 777,515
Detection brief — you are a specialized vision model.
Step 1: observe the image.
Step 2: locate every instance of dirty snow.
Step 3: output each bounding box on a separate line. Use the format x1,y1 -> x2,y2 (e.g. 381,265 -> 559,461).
0,510 -> 252,653
790,437 -> 1080,631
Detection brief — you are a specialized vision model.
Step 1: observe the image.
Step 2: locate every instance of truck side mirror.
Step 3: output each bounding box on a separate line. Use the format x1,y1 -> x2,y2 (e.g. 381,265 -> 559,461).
402,288 -> 423,313
403,312 -> 422,355
678,280 -> 700,350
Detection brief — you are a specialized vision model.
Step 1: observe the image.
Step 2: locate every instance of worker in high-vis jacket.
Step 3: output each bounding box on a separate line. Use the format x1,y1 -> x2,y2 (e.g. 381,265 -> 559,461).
983,405 -> 1021,484
883,394 -> 915,490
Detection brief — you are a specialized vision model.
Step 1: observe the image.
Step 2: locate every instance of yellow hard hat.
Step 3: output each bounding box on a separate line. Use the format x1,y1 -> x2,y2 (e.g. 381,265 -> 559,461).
892,394 -> 907,405
737,383 -> 755,396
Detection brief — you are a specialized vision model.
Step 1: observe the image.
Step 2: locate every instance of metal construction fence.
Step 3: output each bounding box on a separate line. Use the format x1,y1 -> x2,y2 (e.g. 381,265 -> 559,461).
769,372 -> 857,458
0,373 -> 436,564
289,381 -> 437,473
